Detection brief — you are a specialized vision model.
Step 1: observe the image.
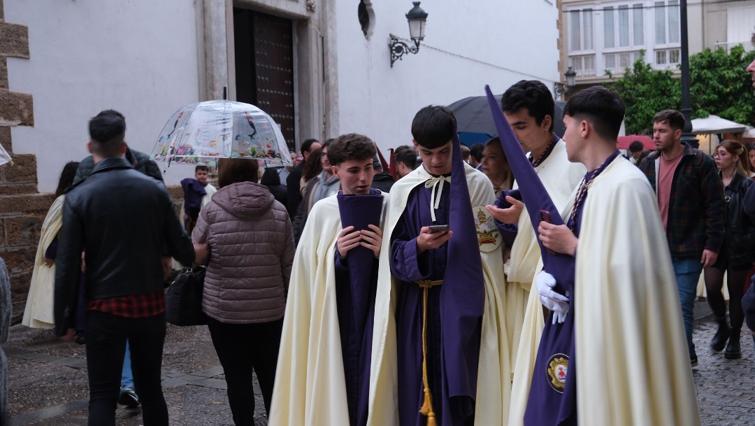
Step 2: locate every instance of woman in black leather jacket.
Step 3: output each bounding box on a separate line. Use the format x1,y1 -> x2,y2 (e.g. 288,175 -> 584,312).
705,140 -> 754,359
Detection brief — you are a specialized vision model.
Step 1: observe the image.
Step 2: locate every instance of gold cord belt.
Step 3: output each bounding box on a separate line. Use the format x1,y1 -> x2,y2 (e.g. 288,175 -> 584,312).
416,279 -> 443,426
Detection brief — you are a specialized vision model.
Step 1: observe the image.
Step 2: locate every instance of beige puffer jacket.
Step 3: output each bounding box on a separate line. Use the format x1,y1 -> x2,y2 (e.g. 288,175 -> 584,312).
192,181 -> 294,324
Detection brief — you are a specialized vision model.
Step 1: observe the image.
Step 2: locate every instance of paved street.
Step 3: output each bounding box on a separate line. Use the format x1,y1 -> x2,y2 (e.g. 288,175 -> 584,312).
4,301 -> 754,425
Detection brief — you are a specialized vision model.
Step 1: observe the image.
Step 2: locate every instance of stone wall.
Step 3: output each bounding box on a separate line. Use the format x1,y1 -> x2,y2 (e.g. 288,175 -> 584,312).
0,0 -> 45,323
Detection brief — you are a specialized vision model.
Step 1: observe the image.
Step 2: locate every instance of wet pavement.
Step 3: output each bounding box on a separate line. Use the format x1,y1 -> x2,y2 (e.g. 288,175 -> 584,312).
3,301 -> 754,425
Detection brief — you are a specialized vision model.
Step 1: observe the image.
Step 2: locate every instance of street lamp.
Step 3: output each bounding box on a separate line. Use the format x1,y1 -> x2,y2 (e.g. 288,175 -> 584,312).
679,0 -> 698,148
389,2 -> 428,67
564,66 -> 576,88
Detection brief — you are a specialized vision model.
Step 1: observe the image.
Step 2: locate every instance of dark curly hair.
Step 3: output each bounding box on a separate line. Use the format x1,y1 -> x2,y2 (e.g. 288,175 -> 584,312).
326,133 -> 377,166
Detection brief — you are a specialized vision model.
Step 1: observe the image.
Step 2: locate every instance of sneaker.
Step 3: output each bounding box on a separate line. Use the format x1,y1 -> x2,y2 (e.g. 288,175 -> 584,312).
118,388 -> 140,408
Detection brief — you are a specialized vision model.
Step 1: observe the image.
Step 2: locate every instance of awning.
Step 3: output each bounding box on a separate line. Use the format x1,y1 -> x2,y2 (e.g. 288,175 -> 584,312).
691,115 -> 747,134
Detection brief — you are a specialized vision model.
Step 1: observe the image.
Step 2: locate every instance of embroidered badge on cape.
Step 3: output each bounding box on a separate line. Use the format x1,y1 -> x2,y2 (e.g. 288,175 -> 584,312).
474,206 -> 501,252
546,353 -> 569,393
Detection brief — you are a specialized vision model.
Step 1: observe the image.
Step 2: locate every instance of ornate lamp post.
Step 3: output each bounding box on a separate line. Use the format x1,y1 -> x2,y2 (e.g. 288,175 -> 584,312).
389,2 -> 428,67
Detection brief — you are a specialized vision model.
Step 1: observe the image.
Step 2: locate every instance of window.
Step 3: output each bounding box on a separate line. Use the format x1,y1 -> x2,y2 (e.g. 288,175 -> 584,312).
604,7 -> 615,48
668,0 -> 680,43
570,10 -> 581,51
655,1 -> 680,45
669,48 -> 680,63
655,1 -> 666,44
633,4 -> 644,45
568,9 -> 594,52
606,53 -> 616,69
569,54 -> 596,76
656,50 -> 667,64
604,4 -> 644,48
583,9 -> 594,50
358,0 -> 375,39
618,6 -> 630,47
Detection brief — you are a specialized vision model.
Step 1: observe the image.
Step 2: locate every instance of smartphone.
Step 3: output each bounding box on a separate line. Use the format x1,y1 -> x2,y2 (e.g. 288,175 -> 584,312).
539,209 -> 552,224
539,210 -> 554,254
427,224 -> 450,233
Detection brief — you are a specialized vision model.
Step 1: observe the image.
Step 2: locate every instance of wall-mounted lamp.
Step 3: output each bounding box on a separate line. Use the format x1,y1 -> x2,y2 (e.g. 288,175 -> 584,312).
564,66 -> 577,88
389,2 -> 428,67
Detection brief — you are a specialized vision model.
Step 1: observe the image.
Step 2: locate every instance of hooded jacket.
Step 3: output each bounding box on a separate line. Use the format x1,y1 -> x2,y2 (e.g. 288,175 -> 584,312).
192,181 -> 295,324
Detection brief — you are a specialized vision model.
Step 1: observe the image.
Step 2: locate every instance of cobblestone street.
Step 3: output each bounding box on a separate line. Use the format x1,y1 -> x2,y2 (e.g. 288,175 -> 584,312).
4,301 -> 754,425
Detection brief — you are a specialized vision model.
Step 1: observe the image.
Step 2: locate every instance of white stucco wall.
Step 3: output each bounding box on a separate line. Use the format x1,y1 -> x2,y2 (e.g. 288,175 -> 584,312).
5,0 -> 201,192
332,0 -> 560,152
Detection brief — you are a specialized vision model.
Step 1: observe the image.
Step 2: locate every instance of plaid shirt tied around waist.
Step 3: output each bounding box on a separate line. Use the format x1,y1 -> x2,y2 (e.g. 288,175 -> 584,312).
88,291 -> 165,318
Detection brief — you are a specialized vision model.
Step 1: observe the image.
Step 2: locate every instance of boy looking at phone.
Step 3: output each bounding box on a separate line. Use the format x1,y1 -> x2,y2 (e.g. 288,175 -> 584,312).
368,106 -> 512,425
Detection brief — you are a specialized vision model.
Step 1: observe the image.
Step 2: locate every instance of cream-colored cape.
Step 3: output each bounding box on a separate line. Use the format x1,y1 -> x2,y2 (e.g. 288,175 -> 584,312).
507,141 -> 585,421
510,156 -> 700,426
22,195 -> 65,329
368,163 -> 511,426
269,194 -> 389,426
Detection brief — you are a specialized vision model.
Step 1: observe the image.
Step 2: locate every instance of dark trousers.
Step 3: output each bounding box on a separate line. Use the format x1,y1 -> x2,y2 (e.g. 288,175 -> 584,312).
85,311 -> 168,426
207,317 -> 283,425
705,265 -> 748,331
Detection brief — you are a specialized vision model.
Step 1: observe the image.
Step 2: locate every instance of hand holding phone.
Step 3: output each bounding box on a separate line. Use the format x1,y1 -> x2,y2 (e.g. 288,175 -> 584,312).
427,224 -> 450,234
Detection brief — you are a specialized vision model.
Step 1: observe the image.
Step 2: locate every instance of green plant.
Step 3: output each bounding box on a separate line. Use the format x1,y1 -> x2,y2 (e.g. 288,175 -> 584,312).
609,45 -> 755,134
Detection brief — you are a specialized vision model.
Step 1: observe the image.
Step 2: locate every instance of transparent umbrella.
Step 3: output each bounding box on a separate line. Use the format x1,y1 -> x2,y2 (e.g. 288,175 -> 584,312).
0,143 -> 10,167
152,100 -> 292,167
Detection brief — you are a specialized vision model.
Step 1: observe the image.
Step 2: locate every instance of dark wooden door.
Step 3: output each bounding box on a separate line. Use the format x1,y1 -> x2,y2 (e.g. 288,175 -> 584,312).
234,8 -> 295,149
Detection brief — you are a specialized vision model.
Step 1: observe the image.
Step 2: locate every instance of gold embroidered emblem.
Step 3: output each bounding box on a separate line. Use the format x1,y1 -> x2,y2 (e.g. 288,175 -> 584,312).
473,206 -> 501,252
546,353 -> 569,393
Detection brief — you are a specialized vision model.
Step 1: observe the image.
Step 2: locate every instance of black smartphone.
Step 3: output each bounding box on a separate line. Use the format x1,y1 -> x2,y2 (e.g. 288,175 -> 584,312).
427,224 -> 450,233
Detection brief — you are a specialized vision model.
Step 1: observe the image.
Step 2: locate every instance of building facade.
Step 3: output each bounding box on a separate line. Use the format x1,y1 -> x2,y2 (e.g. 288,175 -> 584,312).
559,0 -> 755,86
1,0 -> 560,319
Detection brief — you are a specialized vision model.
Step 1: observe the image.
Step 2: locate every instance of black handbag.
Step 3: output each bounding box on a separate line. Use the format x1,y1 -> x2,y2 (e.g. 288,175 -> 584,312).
165,266 -> 207,326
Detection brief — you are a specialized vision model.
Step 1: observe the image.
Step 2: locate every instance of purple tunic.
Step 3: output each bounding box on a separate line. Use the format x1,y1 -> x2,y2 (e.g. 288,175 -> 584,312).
335,190 -> 383,426
390,182 -> 480,426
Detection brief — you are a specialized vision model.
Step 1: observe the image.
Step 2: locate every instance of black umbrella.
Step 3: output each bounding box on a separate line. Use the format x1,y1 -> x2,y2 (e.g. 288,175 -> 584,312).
447,94 -> 565,144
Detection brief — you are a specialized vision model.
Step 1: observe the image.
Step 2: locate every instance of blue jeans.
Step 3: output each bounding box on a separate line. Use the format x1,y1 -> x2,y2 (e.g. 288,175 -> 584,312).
672,258 -> 702,357
121,342 -> 134,390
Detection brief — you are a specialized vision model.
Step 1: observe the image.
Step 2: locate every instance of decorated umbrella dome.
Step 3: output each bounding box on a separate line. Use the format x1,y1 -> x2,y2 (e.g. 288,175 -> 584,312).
152,100 -> 292,167
0,143 -> 10,167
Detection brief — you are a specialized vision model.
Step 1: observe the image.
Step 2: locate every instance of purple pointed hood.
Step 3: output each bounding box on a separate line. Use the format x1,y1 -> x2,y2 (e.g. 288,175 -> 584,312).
440,133 -> 485,400
485,85 -> 574,290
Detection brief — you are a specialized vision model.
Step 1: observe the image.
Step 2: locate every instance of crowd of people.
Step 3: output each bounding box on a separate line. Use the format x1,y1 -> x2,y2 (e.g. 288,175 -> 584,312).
7,59 -> 755,426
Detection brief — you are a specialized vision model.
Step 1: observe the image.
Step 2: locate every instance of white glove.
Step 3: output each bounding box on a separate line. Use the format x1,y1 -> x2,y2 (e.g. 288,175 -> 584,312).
535,271 -> 570,324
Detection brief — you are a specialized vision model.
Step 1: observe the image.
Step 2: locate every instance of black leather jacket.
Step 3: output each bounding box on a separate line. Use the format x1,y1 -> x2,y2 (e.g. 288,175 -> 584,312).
54,158 -> 194,335
721,173 -> 754,267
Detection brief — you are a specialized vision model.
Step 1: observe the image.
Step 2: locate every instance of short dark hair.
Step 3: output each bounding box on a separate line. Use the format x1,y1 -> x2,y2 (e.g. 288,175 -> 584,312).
628,141 -> 644,153
653,109 -> 685,131
470,144 -> 485,162
55,161 -> 80,197
195,164 -> 209,173
88,109 -> 126,157
301,138 -> 320,154
394,146 -> 418,169
501,80 -> 555,132
326,133 -> 377,165
563,86 -> 625,141
411,106 -> 457,149
218,158 -> 259,188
